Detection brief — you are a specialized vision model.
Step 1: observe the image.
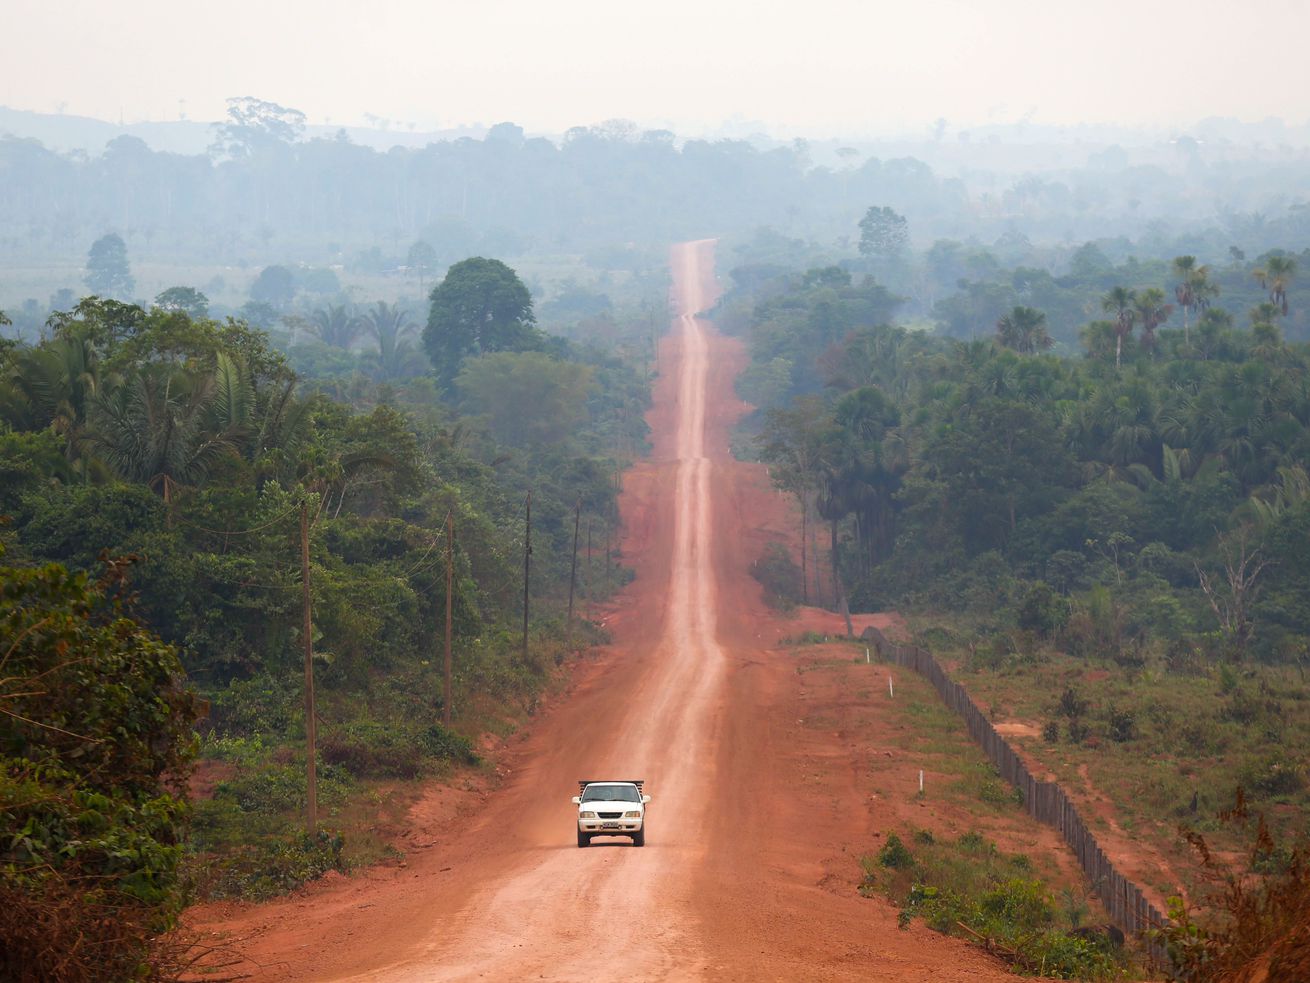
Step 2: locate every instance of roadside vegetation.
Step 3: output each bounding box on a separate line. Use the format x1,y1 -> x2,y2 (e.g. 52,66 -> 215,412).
792,642 -> 1137,978
730,218 -> 1309,974
863,830 -> 1130,979
0,254 -> 659,974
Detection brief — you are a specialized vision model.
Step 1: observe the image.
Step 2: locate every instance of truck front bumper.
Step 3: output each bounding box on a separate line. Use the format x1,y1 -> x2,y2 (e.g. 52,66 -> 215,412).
579,819 -> 642,834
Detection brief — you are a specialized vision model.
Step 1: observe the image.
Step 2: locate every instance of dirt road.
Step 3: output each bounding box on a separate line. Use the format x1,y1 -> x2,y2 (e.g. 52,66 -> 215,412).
196,241 -> 1012,981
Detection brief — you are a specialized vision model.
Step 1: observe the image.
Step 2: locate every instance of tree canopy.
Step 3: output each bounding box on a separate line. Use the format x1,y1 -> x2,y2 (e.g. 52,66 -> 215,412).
422,257 -> 539,384
84,233 -> 134,299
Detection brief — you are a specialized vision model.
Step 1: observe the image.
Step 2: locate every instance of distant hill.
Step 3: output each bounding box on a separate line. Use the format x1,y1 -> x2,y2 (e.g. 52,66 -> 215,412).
0,105 -> 489,155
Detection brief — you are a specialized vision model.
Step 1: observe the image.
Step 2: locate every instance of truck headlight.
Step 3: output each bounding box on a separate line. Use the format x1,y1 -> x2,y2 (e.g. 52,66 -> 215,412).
623,811 -> 641,818
580,811 -> 597,819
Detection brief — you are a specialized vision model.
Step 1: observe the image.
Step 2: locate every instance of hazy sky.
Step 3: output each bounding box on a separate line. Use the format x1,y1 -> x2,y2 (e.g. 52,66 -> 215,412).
7,0 -> 1310,136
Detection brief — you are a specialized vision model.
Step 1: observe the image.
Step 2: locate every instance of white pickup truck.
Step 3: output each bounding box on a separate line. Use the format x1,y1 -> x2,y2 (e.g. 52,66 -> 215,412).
572,780 -> 650,847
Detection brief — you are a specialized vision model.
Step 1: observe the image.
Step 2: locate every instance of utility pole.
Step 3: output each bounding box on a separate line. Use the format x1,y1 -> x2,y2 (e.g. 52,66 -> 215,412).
567,499 -> 581,645
522,491 -> 532,661
585,517 -> 593,621
300,498 -> 317,834
443,511 -> 454,728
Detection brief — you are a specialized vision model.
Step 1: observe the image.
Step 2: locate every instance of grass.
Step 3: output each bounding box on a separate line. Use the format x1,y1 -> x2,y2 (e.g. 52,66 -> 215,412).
185,620 -> 605,901
861,829 -> 1136,980
907,613 -> 1310,899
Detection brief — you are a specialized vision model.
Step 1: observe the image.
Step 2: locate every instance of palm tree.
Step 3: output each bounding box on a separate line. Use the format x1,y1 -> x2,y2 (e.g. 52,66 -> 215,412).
88,361 -> 244,503
310,304 -> 361,349
1133,288 -> 1173,356
360,301 -> 415,379
1252,255 -> 1296,315
1101,286 -> 1138,370
995,306 -> 1053,354
1,335 -> 104,474
1172,256 -> 1215,346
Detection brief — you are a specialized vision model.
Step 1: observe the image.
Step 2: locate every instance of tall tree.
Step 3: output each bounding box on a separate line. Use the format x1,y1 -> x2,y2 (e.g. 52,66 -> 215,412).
1133,287 -> 1173,356
210,96 -> 307,158
857,206 -> 909,260
1252,255 -> 1296,316
1101,286 -> 1138,370
249,265 -> 296,310
759,396 -> 832,603
1172,255 -> 1215,346
153,286 -> 210,319
423,257 -> 538,385
406,240 -> 438,293
84,233 -> 135,300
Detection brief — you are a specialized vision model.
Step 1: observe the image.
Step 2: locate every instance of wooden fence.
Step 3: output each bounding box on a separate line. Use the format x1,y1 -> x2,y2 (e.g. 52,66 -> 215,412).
860,626 -> 1169,964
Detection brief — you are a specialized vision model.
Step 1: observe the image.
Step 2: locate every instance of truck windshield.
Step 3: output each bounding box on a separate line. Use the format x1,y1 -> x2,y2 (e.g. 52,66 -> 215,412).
581,785 -> 639,802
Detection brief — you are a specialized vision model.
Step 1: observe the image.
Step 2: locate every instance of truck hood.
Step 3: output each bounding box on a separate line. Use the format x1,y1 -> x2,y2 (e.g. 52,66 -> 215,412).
578,802 -> 643,814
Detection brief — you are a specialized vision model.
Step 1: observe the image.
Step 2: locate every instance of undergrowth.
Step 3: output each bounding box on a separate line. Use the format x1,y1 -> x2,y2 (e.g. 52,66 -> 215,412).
862,829 -> 1134,980
1152,790 -> 1310,982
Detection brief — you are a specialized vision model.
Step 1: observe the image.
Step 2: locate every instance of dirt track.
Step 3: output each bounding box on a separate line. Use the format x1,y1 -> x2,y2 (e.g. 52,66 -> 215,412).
194,241 -> 1014,981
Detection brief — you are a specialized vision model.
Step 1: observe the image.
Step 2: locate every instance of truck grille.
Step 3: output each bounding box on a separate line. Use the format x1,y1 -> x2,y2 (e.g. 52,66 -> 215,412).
598,811 -> 623,819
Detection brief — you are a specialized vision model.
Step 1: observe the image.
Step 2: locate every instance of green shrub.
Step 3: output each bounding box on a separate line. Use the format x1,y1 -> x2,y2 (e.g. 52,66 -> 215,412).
1105,704 -> 1137,743
1018,581 -> 1069,637
421,723 -> 478,764
1241,753 -> 1304,798
202,829 -> 347,900
1058,687 -> 1090,718
878,832 -> 914,869
750,542 -> 803,611
886,831 -> 1128,979
0,559 -> 197,982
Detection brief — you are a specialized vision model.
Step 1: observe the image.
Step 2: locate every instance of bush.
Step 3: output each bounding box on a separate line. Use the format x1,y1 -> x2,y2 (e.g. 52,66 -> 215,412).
0,558 -> 197,982
882,830 -> 1127,979
202,830 -> 347,900
1058,687 -> 1090,719
1017,581 -> 1069,637
1241,754 -> 1304,798
750,542 -> 804,611
421,723 -> 478,765
1042,720 -> 1061,743
878,832 -> 914,869
1105,704 -> 1137,743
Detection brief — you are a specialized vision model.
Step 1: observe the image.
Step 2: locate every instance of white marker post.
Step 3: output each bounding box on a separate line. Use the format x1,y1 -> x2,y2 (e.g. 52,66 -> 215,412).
866,647 -> 870,664
888,675 -> 894,698
919,770 -> 924,794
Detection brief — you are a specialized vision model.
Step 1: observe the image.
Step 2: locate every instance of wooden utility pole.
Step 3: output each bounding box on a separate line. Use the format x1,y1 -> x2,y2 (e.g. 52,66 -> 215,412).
566,499 -> 581,644
522,491 -> 532,661
443,511 -> 454,728
300,498 -> 317,833
585,518 -> 593,621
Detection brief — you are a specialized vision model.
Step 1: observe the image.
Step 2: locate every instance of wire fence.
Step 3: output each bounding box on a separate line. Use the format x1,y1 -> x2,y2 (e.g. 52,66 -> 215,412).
859,625 -> 1170,966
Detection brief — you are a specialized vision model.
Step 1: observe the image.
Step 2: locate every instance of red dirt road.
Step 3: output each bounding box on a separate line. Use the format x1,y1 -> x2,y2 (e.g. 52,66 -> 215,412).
193,241 -> 1013,981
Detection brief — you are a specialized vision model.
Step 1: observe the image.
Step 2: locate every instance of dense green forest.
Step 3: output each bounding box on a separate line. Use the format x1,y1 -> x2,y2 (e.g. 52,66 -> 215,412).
723,234 -> 1310,846
729,235 -> 1307,659
0,258 -> 652,973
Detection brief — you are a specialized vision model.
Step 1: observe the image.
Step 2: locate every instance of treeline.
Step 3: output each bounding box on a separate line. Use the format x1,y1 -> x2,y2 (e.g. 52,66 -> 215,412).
726,249 -> 1310,665
0,259 -> 648,973
5,98 -> 1310,279
722,224 -> 1310,345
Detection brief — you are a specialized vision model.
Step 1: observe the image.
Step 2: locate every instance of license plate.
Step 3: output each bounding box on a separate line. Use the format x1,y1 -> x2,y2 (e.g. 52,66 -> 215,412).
602,822 -> 620,829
